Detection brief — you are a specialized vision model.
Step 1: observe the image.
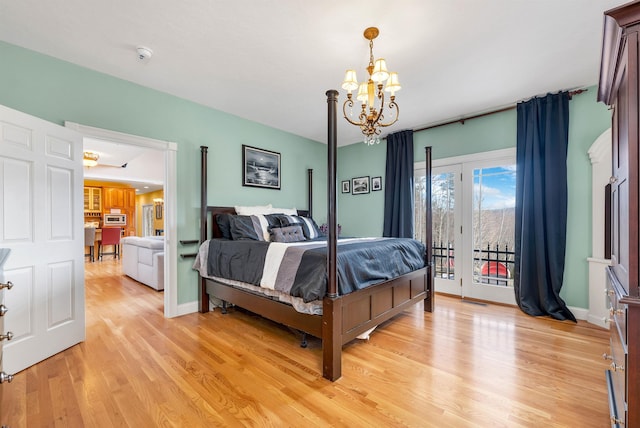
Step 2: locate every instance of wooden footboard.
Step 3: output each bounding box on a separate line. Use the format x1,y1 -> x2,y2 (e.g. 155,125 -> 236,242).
202,266 -> 430,381
322,268 -> 428,380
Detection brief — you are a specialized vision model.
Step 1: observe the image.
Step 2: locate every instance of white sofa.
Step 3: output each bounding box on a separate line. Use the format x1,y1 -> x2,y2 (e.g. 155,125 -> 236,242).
121,236 -> 164,291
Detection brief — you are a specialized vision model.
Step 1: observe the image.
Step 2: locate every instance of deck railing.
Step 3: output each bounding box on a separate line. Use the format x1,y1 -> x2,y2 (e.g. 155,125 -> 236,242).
432,243 -> 515,286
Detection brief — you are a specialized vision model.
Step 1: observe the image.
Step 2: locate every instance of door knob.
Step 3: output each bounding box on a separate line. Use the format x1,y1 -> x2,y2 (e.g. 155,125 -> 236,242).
0,304 -> 6,316
0,281 -> 12,290
0,331 -> 13,341
0,371 -> 13,383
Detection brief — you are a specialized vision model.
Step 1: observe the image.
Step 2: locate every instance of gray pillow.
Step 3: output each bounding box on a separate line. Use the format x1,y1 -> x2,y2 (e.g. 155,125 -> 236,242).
270,225 -> 306,243
229,215 -> 263,241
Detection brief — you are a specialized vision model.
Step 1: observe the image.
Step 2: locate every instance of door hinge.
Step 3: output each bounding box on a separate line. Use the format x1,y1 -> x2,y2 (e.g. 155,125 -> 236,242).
460,278 -> 462,287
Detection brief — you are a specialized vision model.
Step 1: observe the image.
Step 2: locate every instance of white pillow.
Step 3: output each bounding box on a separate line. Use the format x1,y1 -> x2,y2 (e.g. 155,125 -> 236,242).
234,204 -> 272,215
270,207 -> 298,215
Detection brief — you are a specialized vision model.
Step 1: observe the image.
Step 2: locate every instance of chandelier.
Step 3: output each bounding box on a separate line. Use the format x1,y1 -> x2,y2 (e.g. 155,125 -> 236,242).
341,27 -> 401,145
83,151 -> 99,167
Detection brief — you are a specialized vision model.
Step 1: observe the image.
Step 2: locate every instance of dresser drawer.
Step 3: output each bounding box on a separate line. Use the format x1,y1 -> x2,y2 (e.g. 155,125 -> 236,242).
609,330 -> 627,418
607,270 -> 627,346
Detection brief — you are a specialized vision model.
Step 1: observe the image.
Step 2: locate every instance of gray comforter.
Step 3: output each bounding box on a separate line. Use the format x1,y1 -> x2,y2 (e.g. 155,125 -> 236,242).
205,237 -> 426,302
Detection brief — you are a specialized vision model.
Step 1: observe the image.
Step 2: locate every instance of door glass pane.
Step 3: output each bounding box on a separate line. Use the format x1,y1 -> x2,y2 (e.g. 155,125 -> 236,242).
472,165 -> 516,286
414,171 -> 457,280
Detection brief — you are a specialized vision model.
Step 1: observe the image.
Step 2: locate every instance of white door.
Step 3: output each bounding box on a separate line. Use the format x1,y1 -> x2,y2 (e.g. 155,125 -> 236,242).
415,164 -> 462,296
0,104 -> 85,374
461,159 -> 517,305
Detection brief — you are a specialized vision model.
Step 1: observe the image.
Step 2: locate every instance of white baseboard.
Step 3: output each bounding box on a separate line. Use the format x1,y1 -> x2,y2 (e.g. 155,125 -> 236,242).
176,301 -> 199,316
569,305 -> 610,329
587,313 -> 610,329
568,306 -> 588,321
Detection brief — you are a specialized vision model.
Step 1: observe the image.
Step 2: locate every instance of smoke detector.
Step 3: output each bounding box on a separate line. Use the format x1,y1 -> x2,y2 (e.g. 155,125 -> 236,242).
136,46 -> 153,60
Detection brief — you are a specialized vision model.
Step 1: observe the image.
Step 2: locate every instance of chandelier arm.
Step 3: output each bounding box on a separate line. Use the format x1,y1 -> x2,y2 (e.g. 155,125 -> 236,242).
377,99 -> 400,128
342,99 -> 368,127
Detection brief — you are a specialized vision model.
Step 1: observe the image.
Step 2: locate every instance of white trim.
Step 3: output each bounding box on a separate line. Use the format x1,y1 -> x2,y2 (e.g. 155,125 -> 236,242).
176,301 -> 200,317
415,147 -> 516,171
65,121 -> 181,318
587,128 -> 612,165
567,306 -> 589,321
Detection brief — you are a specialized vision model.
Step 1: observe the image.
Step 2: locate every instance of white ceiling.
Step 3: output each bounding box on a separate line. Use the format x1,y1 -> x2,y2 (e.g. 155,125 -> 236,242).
0,0 -> 624,148
83,138 -> 164,194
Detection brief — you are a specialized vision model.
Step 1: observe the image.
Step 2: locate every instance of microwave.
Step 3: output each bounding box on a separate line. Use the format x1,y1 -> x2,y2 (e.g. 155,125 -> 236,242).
104,214 -> 126,226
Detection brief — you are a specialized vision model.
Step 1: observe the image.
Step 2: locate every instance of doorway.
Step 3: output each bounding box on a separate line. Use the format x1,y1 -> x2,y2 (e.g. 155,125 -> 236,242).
415,148 -> 517,305
66,121 -> 181,317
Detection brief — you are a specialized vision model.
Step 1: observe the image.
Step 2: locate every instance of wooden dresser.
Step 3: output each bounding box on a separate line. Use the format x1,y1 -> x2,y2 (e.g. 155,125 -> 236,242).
599,2 -> 640,426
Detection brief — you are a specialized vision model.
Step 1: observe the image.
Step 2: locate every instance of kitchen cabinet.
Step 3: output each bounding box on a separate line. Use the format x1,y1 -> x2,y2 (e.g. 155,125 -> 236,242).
83,187 -> 101,212
103,188 -> 135,210
102,187 -> 136,236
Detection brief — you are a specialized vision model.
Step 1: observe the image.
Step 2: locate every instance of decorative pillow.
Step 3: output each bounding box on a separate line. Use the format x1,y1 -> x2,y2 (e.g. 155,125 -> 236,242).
270,225 -> 306,243
297,216 -> 323,239
276,215 -> 323,240
229,215 -> 265,241
216,213 -> 233,239
270,207 -> 298,215
234,204 -> 272,216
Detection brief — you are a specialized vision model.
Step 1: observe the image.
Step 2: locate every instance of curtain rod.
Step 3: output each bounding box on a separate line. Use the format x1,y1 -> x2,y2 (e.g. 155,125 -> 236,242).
413,88 -> 588,133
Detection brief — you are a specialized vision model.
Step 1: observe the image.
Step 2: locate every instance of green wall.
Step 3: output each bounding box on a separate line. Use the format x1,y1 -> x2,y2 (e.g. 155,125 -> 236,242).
338,88 -> 611,309
0,41 -> 327,305
0,39 -> 613,310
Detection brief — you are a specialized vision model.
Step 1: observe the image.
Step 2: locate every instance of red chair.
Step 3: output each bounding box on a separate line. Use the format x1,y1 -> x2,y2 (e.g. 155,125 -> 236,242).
99,227 -> 121,260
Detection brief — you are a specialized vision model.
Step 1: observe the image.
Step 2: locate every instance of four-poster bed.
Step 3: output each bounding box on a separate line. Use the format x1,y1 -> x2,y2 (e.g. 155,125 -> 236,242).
195,90 -> 434,381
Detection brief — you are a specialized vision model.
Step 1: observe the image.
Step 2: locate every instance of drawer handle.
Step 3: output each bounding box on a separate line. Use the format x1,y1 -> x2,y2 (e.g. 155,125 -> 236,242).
610,416 -> 624,425
0,331 -> 13,341
0,371 -> 13,384
0,304 -> 6,316
603,353 -> 613,360
0,281 -> 12,290
609,362 -> 625,372
609,307 -> 624,316
610,176 -> 618,184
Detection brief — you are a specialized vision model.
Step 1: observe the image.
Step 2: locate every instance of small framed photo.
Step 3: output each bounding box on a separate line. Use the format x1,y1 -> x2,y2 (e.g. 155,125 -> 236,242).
372,176 -> 382,191
242,145 -> 281,190
155,204 -> 163,219
352,176 -> 370,195
341,180 -> 350,193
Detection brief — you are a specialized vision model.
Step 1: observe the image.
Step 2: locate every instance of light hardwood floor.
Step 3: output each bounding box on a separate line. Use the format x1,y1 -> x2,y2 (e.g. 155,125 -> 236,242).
1,259 -> 610,427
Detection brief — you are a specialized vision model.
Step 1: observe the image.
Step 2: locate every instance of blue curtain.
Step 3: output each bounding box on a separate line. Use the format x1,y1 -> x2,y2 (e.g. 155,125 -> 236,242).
383,130 -> 414,238
515,91 -> 575,321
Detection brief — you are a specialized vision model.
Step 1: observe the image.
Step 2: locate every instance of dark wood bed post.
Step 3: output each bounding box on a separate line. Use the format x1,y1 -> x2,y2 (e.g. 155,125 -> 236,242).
424,146 -> 434,312
199,146 -> 210,313
308,168 -> 313,218
323,89 -> 341,381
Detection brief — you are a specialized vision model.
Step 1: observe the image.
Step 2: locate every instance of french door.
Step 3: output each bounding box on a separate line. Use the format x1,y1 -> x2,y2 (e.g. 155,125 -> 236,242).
416,164 -> 461,295
415,149 -> 517,305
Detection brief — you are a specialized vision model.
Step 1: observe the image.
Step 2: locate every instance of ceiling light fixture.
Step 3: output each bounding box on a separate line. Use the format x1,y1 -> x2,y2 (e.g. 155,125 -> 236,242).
83,151 -> 99,167
341,27 -> 401,146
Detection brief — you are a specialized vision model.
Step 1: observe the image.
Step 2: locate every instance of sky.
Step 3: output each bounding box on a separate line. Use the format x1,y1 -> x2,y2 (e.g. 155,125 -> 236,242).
473,165 -> 516,210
